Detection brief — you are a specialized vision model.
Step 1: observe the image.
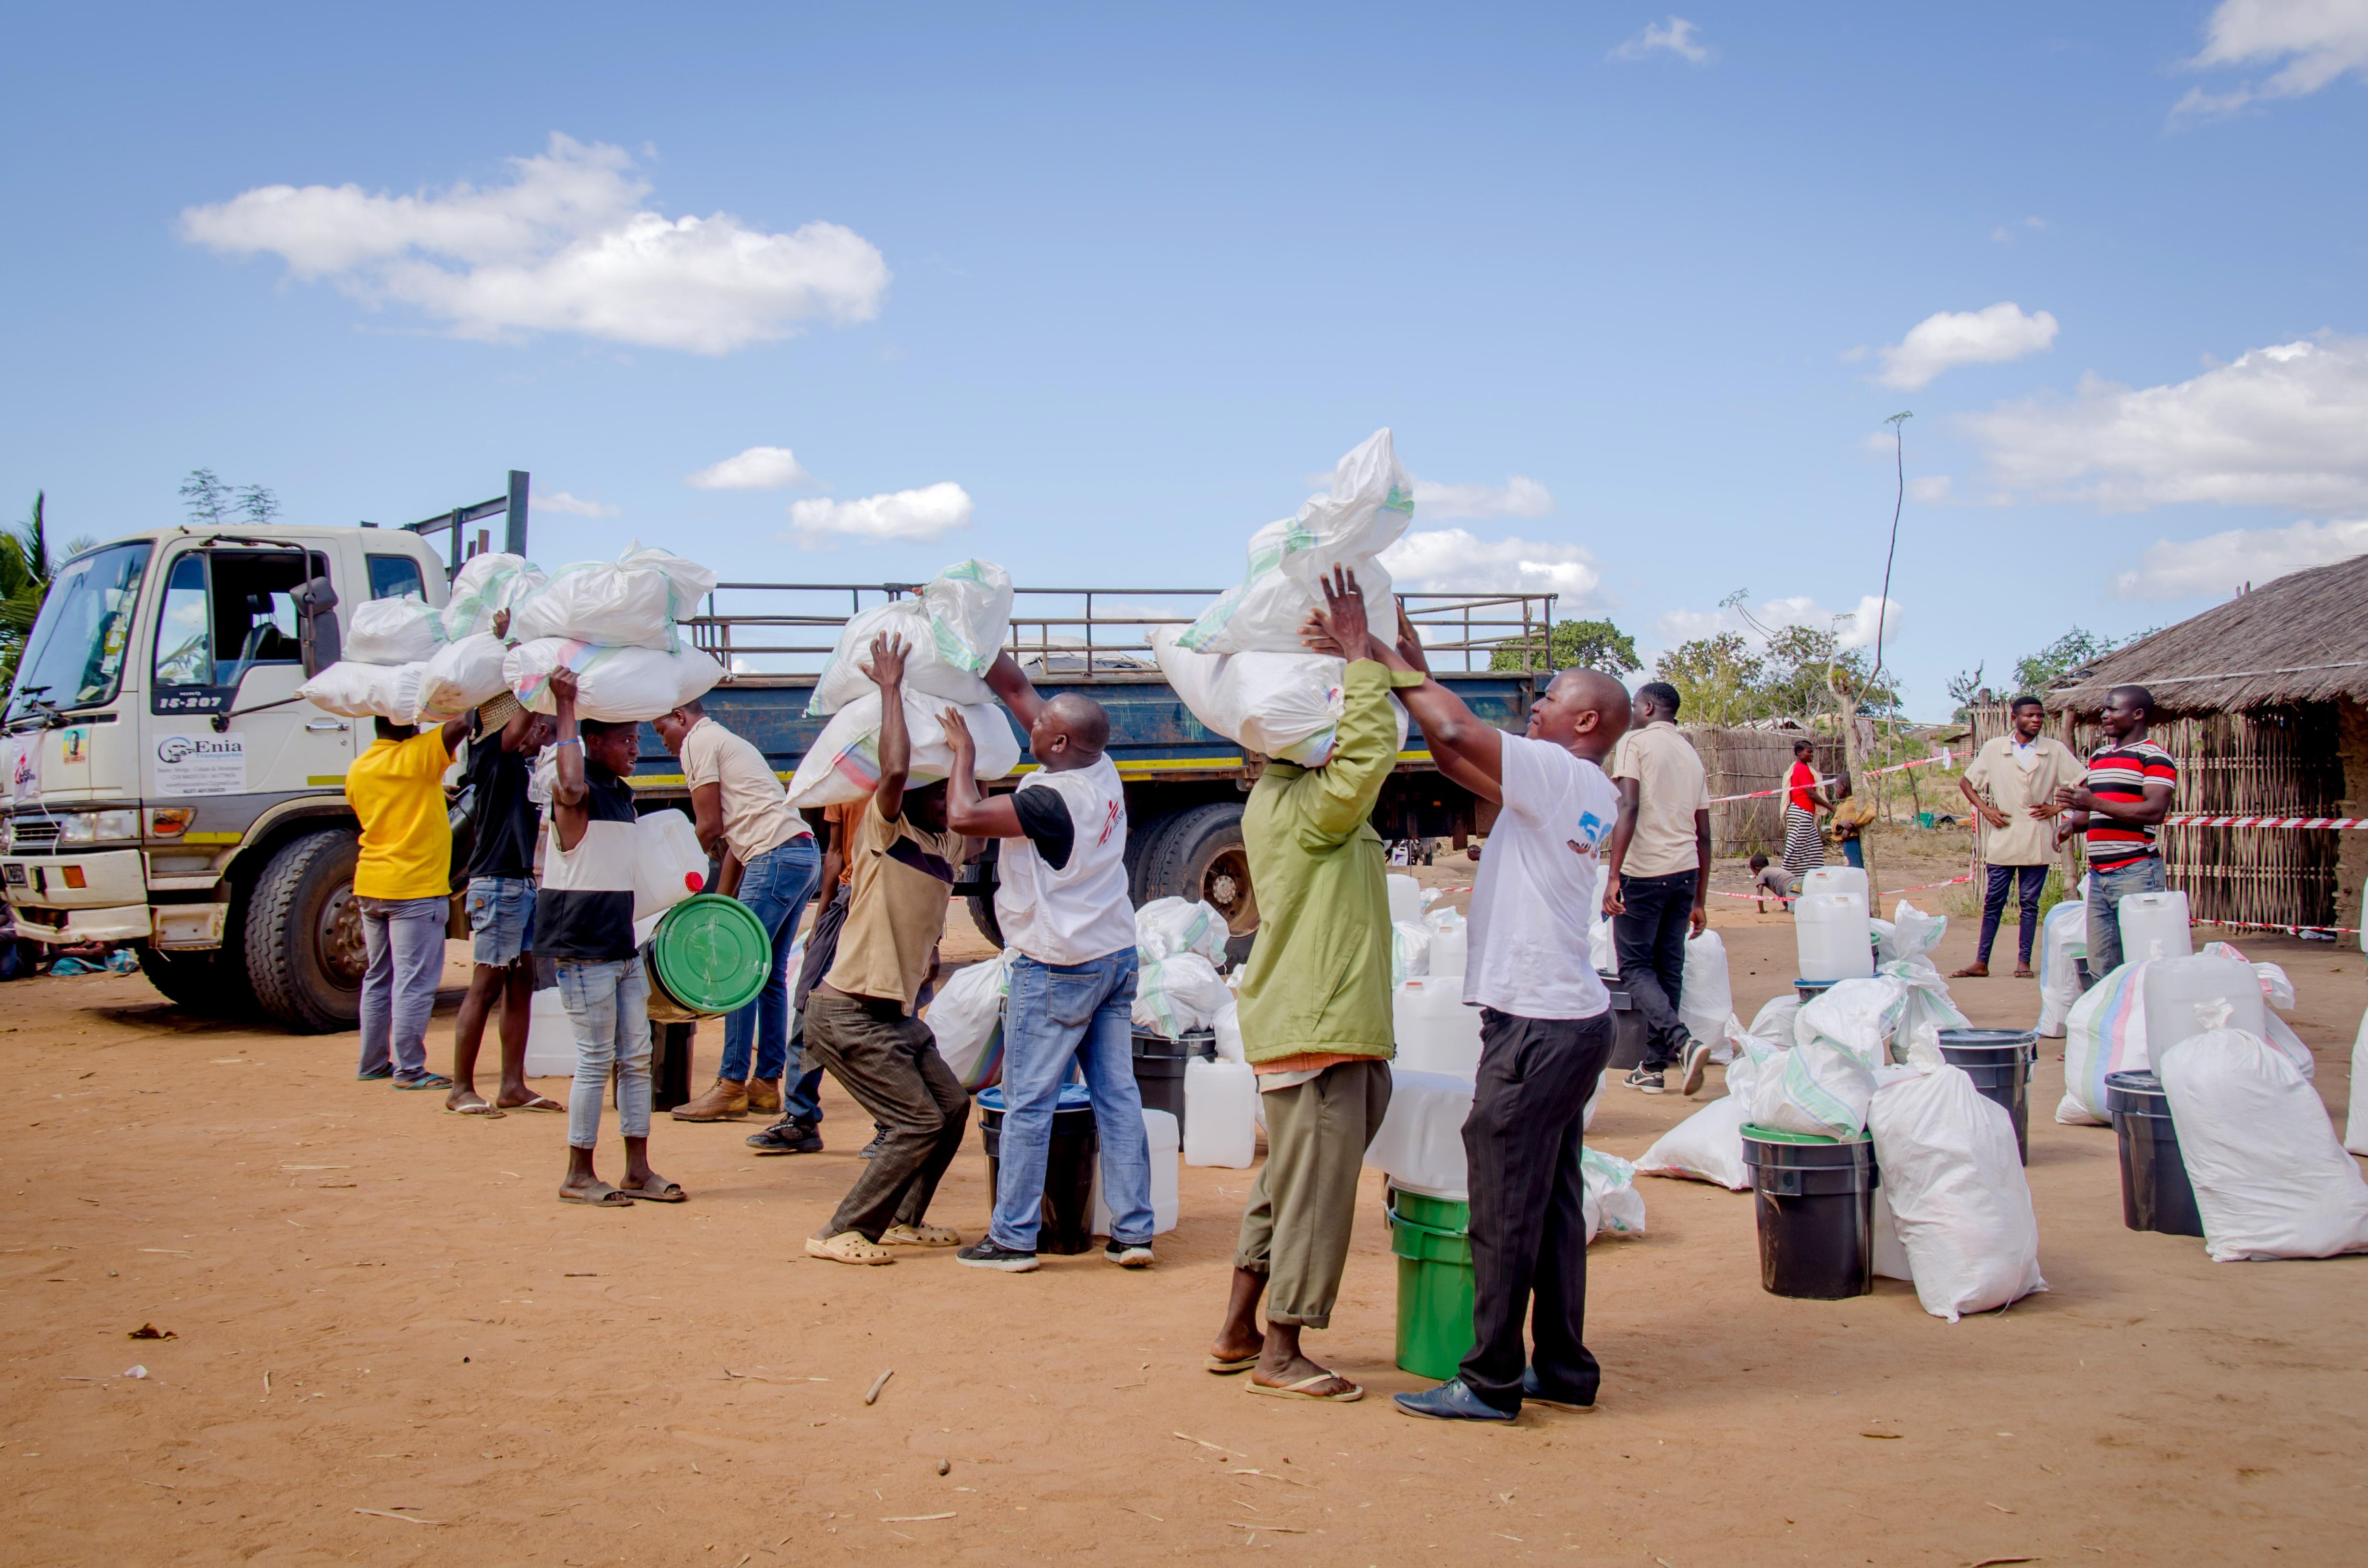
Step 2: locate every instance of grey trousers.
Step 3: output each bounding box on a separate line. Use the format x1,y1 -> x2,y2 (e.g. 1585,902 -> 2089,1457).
1233,1058 -> 1394,1329
804,989 -> 969,1242
358,895 -> 448,1080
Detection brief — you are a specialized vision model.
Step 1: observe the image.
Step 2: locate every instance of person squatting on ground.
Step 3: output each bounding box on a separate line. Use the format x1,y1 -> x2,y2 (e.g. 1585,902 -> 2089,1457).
1205,567 -> 1412,1404
540,669 -> 683,1206
801,633 -> 974,1265
656,698 -> 822,1125
1953,695 -> 2080,980
446,685 -> 560,1116
941,655 -> 1155,1273
1603,680 -> 1713,1098
1781,737 -> 1829,883
1750,853 -> 1793,911
345,707 -> 471,1092
2055,684 -> 2177,978
1363,617 -> 1631,1421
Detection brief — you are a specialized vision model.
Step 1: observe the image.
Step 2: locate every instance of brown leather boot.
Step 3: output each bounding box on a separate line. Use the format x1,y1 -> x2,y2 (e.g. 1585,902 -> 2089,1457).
671,1078 -> 750,1121
746,1078 -> 783,1115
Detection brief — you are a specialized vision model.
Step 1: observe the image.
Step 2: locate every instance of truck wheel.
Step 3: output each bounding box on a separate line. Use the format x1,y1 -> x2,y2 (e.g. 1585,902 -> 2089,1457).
1122,808 -> 1175,907
966,893 -> 1006,951
244,830 -> 367,1034
138,946 -> 239,1014
1141,802 -> 1258,934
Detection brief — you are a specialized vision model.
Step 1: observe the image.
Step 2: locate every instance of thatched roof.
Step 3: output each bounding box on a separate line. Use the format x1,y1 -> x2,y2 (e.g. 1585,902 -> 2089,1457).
2047,552 -> 2368,716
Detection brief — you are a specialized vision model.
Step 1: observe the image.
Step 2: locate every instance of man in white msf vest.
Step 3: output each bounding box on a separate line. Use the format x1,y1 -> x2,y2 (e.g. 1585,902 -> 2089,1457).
939,654 -> 1153,1272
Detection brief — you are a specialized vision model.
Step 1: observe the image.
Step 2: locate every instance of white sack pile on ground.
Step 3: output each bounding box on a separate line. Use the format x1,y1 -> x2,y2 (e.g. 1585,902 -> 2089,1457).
1867,1062 -> 2047,1321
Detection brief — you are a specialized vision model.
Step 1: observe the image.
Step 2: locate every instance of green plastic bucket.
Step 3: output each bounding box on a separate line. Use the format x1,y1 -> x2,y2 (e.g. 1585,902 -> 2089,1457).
1387,1189 -> 1474,1382
643,895 -> 772,1022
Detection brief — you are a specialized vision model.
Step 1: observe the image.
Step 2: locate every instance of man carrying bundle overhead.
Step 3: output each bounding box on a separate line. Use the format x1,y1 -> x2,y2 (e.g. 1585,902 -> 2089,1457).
939,654 -> 1154,1274
1204,567 -> 1417,1404
1359,607 -> 1632,1422
802,633 -> 974,1265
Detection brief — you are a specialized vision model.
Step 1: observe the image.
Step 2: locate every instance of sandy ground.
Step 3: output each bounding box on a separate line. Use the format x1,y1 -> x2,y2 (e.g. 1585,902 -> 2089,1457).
7,865 -> 2367,1567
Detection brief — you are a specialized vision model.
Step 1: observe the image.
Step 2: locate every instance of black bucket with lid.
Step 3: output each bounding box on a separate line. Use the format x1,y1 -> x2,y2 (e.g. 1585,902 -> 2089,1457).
1741,1124 -> 1878,1299
1602,978 -> 1650,1069
1936,1027 -> 2038,1165
1131,1027 -> 1215,1138
2105,1070 -> 2205,1237
977,1083 -> 1100,1255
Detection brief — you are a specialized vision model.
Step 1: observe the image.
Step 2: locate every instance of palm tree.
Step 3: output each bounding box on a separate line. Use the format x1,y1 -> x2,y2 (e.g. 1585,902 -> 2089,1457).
1,492 -> 53,693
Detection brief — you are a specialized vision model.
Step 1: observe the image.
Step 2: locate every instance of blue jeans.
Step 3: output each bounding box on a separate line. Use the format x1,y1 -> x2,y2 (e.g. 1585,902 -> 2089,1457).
2085,854 -> 2168,978
992,950 -> 1152,1250
358,895 -> 449,1081
558,956 -> 652,1151
465,876 -> 535,967
720,838 -> 821,1087
1839,836 -> 1864,870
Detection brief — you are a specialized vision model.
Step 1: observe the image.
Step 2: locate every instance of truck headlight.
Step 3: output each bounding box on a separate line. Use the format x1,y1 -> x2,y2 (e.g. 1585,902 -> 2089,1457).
58,809 -> 139,844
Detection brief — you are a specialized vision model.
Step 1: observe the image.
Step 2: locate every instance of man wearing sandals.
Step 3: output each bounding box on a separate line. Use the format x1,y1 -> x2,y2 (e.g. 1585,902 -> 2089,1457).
540,669 -> 684,1207
346,709 -> 471,1094
1205,567 -> 1415,1403
802,633 -> 973,1265
445,687 -> 561,1117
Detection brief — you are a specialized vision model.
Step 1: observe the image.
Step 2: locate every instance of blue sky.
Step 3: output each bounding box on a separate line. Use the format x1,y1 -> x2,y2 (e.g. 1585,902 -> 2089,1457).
6,2 -> 2366,716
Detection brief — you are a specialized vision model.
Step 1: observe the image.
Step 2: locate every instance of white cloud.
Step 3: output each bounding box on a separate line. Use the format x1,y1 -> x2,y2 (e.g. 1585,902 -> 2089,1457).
180,134 -> 889,355
1656,594 -> 1905,652
2111,516 -> 2368,600
687,445 -> 815,491
537,491 -> 618,517
1958,336 -> 2368,512
1408,475 -> 1555,522
1990,216 -> 2047,243
2175,0 -> 2368,117
1611,16 -> 1709,63
1379,528 -> 1602,601
787,482 -> 973,545
1875,302 -> 2059,390
1909,475 -> 1953,504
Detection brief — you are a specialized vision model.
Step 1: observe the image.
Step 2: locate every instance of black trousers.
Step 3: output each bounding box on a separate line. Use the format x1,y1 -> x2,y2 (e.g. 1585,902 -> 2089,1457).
1615,871 -> 1694,1069
1458,1008 -> 1616,1413
1977,864 -> 2048,966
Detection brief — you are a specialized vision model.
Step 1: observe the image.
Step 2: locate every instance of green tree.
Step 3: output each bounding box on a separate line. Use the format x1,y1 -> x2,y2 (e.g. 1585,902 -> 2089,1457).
1,493 -> 54,692
2012,626 -> 2122,694
1490,616 -> 1641,676
1754,623 -> 1901,721
1653,631 -> 1766,726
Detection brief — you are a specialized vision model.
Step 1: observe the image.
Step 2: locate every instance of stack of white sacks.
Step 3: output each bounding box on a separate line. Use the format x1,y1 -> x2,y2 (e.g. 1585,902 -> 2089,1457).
297,551 -> 542,723
501,544 -> 725,721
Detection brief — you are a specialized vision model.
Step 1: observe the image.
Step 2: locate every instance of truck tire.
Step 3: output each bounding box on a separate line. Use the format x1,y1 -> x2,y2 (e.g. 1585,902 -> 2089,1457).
244,829 -> 367,1034
138,946 -> 239,1014
1122,808 -> 1176,907
966,893 -> 1006,951
1140,802 -> 1258,934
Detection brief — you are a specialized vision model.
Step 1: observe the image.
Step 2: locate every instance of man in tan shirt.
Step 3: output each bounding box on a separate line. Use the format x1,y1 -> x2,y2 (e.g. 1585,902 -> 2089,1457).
1953,696 -> 2080,979
1602,681 -> 1714,1096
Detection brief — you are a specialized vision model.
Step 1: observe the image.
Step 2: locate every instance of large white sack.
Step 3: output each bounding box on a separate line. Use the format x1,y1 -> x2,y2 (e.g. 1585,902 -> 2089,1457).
1636,1093 -> 1754,1190
346,594 -> 445,665
1151,628 -> 1410,766
1366,1069 -> 1474,1200
440,552 -> 548,639
1135,896 -> 1230,965
2348,1007 -> 2368,1158
2057,942 -> 2312,1126
783,692 -> 1022,808
1391,920 -> 1432,986
2034,897 -> 2088,1039
920,559 -> 1014,678
1590,911 -> 1616,976
1134,952 -> 1232,1039
808,600 -> 998,716
1679,929 -> 1732,1047
416,632 -> 511,719
1581,1149 -> 1648,1243
1873,1187 -> 1915,1282
506,638 -> 725,723
1867,1064 -> 2047,1320
2157,1019 -> 2368,1262
1882,957 -> 1971,1063
1746,994 -> 1801,1050
509,541 -> 713,651
1175,428 -> 1413,655
1877,900 -> 1949,965
928,952 -> 1012,1092
298,659 -> 427,721
1752,1031 -> 1876,1139
1799,975 -> 1906,1065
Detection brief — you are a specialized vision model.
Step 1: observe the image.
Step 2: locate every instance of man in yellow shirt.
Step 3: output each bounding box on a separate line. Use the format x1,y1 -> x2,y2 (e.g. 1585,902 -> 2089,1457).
345,712 -> 468,1089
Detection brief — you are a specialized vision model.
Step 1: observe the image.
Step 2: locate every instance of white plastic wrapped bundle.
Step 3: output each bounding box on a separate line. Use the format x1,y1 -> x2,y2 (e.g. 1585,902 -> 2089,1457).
1867,1063 -> 2047,1320
346,595 -> 445,665
1391,920 -> 1432,986
1581,1149 -> 1648,1243
508,541 -> 714,651
919,559 -> 1014,677
2034,895 -> 2088,1038
783,692 -> 1022,808
298,659 -> 427,721
808,601 -> 998,716
440,552 -> 548,639
928,952 -> 1013,1091
505,638 -> 724,723
1678,929 -> 1733,1047
1150,627 -> 1410,767
415,632 -> 511,719
1135,897 -> 1230,965
1133,952 -> 1232,1039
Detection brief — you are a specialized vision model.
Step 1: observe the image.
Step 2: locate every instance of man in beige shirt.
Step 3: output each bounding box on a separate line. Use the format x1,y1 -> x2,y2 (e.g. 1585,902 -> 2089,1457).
1953,695 -> 2080,979
1602,681 -> 1714,1096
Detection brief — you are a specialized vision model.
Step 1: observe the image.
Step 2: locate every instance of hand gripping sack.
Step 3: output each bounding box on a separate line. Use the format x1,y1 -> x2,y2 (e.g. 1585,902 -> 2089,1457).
1151,629 -> 1410,766
782,692 -> 1022,808
440,552 -> 548,639
505,639 -> 724,723
1135,896 -> 1230,965
416,632 -> 511,719
928,952 -> 1012,1091
1866,1064 -> 2047,1320
1678,929 -> 1733,1047
808,600 -> 998,716
1133,952 -> 1232,1039
346,594 -> 446,665
2157,1009 -> 2368,1262
298,659 -> 427,721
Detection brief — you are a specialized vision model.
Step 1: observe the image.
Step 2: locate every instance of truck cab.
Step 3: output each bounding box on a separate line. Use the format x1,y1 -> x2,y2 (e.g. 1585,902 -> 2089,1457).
3,524 -> 450,1029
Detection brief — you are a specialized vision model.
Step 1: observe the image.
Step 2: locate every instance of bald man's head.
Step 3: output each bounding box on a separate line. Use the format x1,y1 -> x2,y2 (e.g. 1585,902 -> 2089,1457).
1029,691 -> 1111,771
1524,668 -> 1633,762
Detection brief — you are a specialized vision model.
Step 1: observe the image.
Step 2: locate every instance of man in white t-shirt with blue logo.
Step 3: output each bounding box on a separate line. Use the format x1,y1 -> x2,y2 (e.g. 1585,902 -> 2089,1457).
1350,614 -> 1630,1422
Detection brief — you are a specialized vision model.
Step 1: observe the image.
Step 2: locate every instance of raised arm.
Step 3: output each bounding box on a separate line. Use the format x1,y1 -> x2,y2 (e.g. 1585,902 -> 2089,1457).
983,650 -> 1047,733
1297,569 -> 1401,845
869,632 -> 912,822
549,669 -> 589,852
1356,608 -> 1505,802
940,707 -> 1024,837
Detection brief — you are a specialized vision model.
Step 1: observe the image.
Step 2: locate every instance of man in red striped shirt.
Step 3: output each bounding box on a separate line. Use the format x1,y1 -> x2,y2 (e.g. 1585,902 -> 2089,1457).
2053,685 -> 2177,976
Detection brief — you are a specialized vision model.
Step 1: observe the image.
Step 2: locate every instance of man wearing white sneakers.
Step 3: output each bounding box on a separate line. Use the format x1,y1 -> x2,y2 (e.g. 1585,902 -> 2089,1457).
941,654 -> 1154,1273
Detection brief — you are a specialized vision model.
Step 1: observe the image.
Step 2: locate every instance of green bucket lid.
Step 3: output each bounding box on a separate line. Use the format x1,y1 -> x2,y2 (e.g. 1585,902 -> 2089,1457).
648,895 -> 771,1017
1739,1122 -> 1865,1146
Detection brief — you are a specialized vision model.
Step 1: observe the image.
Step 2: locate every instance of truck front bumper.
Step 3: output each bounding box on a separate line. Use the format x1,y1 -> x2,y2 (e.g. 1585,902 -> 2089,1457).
8,902 -> 152,944
4,849 -> 151,944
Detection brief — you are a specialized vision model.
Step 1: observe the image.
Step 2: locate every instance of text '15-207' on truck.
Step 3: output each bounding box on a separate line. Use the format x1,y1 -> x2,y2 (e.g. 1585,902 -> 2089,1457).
1,472 -> 1559,1032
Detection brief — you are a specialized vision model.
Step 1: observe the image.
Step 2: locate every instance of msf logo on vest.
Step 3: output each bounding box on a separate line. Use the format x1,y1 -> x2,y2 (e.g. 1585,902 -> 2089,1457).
1097,798 -> 1121,848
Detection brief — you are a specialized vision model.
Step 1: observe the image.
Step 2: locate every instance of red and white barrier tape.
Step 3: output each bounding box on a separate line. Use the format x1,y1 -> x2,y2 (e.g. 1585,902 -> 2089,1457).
1709,873 -> 1972,903
1706,749 -> 1956,806
2162,814 -> 2368,830
2201,918 -> 2361,936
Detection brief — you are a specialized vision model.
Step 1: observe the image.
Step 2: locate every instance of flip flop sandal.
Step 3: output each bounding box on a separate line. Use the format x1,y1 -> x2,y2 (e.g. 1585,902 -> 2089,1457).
618,1177 -> 687,1203
394,1074 -> 454,1091
558,1184 -> 632,1207
1246,1372 -> 1364,1402
502,1095 -> 564,1113
444,1100 -> 506,1117
1205,1355 -> 1260,1375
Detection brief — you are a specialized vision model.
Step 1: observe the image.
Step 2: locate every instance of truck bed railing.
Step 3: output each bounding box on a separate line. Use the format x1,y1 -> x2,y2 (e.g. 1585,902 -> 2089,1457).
683,585 -> 1557,677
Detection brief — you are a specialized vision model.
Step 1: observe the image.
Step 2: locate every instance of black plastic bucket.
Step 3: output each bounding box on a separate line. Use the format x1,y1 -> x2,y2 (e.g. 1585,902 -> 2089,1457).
1937,1027 -> 2037,1165
977,1083 -> 1100,1255
1601,978 -> 1650,1069
1741,1125 -> 1878,1299
1132,1028 -> 1214,1138
2105,1070 -> 2205,1237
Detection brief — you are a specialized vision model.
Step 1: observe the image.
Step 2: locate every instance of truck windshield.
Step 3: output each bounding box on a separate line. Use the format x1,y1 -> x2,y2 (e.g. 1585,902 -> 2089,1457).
5,541 -> 152,724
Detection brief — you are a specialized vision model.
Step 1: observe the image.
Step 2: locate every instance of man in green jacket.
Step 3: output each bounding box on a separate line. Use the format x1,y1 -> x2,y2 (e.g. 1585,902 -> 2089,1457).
1206,567 -> 1419,1404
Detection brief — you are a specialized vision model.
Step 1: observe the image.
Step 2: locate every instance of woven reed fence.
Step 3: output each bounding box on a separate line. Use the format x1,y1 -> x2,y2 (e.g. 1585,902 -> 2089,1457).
1682,727 -> 1847,859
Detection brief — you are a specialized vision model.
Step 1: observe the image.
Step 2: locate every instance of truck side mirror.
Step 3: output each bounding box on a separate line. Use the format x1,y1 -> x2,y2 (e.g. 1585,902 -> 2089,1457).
294,576 -> 341,675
